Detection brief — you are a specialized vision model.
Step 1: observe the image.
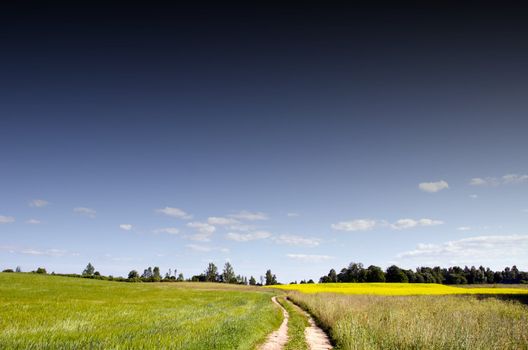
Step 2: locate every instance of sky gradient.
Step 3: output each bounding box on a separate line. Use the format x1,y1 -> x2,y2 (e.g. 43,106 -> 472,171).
1,2 -> 528,282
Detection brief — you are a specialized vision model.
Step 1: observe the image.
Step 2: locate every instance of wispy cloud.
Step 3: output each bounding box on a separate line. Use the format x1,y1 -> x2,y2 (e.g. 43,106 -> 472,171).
73,207 -> 96,218
287,212 -> 300,217
331,219 -> 376,232
186,222 -> 216,241
502,174 -> 528,184
470,174 -> 528,186
418,180 -> 449,193
27,219 -> 41,224
0,215 -> 15,224
229,210 -> 268,221
469,194 -> 478,199
457,226 -> 472,231
1,245 -> 75,257
390,218 -> 443,230
286,254 -> 334,263
156,207 -> 192,219
153,227 -> 180,235
226,231 -> 271,242
396,235 -> 528,266
332,218 -> 443,231
119,224 -> 133,231
272,234 -> 321,247
186,244 -> 229,253
228,223 -> 256,232
29,199 -> 49,208
207,216 -> 239,225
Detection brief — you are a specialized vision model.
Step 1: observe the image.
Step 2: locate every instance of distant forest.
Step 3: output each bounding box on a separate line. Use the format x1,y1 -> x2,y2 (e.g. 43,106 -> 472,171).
2,262 -> 527,285
317,263 -> 528,285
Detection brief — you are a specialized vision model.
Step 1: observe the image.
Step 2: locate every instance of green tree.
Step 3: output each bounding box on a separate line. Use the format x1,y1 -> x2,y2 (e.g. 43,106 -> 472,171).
152,266 -> 161,282
265,269 -> 277,285
205,262 -> 218,282
386,265 -> 408,283
36,267 -> 47,274
249,276 -> 256,285
177,273 -> 184,282
128,270 -> 139,279
82,263 -> 95,276
366,265 -> 385,282
328,268 -> 337,282
222,262 -> 236,283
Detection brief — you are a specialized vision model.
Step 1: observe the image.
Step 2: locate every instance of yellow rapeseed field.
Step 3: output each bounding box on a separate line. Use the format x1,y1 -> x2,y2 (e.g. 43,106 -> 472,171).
268,282 -> 528,295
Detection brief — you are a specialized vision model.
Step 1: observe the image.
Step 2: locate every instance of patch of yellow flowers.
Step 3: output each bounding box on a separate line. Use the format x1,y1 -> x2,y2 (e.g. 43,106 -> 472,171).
268,283 -> 528,296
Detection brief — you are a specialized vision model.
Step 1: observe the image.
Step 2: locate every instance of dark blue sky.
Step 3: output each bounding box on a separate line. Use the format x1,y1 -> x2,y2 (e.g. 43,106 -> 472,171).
1,2 -> 528,280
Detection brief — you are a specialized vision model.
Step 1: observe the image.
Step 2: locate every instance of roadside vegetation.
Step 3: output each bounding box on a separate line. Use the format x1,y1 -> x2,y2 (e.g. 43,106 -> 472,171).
0,273 -> 281,349
289,292 -> 528,350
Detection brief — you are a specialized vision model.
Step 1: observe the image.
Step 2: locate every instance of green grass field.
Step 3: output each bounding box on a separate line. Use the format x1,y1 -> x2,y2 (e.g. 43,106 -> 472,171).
0,273 -> 281,349
3,273 -> 528,349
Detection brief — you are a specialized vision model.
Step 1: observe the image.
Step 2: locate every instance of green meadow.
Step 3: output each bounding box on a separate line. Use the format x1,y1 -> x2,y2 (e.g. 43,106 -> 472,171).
0,273 -> 281,349
3,272 -> 528,349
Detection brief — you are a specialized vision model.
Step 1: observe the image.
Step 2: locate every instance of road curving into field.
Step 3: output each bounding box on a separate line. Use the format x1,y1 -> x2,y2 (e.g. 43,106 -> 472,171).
259,296 -> 332,350
259,297 -> 289,350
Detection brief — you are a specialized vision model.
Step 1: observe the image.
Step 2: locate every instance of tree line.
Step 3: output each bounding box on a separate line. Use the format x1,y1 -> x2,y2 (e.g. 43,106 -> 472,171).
317,262 -> 528,285
5,261 -> 527,285
1,262 -> 280,286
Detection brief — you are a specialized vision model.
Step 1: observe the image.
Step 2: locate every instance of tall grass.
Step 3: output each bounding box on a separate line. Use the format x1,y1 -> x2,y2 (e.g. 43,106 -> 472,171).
289,292 -> 528,349
0,273 -> 282,349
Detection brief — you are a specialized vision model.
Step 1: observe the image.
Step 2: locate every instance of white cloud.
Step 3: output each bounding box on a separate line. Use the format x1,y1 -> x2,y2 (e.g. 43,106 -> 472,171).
272,234 -> 321,247
228,223 -> 256,232
286,254 -> 334,263
396,235 -> 528,267
0,216 -> 15,224
186,222 -> 216,241
331,219 -> 376,232
229,210 -> 268,221
0,245 -> 72,257
29,199 -> 49,207
207,216 -> 239,225
156,207 -> 192,219
502,173 -> 528,184
469,194 -> 478,199
457,226 -> 472,231
418,180 -> 449,193
153,227 -> 180,235
391,218 -> 443,230
27,219 -> 41,224
186,244 -> 229,253
119,224 -> 133,231
332,218 -> 443,231
469,177 -> 494,186
73,207 -> 96,218
469,174 -> 528,186
186,244 -> 212,252
287,212 -> 300,217
226,231 -> 272,242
